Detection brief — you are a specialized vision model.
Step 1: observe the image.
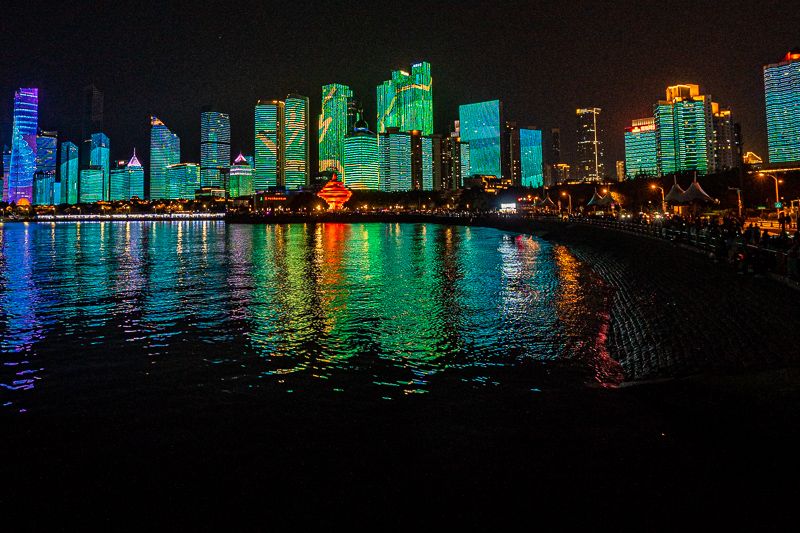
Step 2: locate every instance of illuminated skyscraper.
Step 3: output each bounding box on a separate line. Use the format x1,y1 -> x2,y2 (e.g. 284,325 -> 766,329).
576,108 -> 604,181
79,168 -> 104,203
229,153 -> 254,197
319,84 -> 353,176
343,110 -> 379,190
110,150 -> 144,201
712,105 -> 735,171
654,85 -> 715,175
378,128 -> 412,191
166,163 -> 200,199
459,100 -> 503,179
285,94 -> 309,190
150,116 -> 180,200
60,142 -> 79,204
200,107 -> 231,187
255,100 -> 285,189
421,135 -> 434,190
519,128 -> 543,187
8,88 -> 38,204
377,62 -> 433,135
34,132 -> 58,205
624,118 -> 658,178
764,49 -> 800,163
90,133 -> 110,200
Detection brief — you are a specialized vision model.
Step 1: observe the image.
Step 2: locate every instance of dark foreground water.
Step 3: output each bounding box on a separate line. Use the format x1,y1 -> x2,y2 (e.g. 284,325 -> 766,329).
0,221 -> 621,412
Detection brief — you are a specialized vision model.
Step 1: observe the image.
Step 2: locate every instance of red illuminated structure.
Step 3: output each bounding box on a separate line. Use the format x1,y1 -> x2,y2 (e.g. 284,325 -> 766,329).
317,172 -> 352,210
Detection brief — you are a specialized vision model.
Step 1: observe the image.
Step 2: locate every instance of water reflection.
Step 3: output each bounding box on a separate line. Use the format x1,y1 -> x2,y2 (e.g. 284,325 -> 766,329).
0,221 -> 621,408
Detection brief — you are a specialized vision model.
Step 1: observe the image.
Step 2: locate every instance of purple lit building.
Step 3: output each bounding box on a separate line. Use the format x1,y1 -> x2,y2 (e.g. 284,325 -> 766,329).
8,88 -> 39,204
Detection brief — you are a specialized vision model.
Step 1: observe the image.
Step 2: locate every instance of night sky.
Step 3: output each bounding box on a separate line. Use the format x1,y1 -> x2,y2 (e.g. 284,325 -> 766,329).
2,0 -> 798,173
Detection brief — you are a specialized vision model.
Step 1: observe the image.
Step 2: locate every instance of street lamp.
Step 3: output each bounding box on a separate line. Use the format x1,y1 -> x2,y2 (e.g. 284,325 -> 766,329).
758,172 -> 783,224
561,191 -> 572,215
650,184 -> 665,213
728,187 -> 742,218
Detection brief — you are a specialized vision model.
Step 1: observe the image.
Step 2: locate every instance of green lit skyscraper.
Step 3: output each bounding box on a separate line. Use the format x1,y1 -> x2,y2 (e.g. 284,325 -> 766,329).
344,110 -> 379,189
319,84 -> 353,176
654,85 -> 715,175
200,107 -> 231,187
110,150 -> 144,200
79,168 -> 104,203
284,94 -> 309,190
255,100 -> 285,189
624,118 -> 658,178
60,142 -> 79,204
150,116 -> 180,200
166,163 -> 200,199
229,153 -> 254,197
377,62 -> 432,135
90,133 -> 110,200
764,50 -> 800,163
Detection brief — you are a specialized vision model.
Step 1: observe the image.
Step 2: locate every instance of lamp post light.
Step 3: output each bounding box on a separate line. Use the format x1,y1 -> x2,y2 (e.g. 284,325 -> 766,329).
728,187 -> 742,218
758,172 -> 783,225
561,191 -> 572,215
650,184 -> 665,213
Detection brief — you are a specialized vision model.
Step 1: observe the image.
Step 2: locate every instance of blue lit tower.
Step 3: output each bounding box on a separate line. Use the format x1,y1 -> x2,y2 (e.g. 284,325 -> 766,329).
343,108 -> 379,189
284,94 -> 309,190
255,100 -> 285,189
166,163 -> 199,199
319,84 -> 353,176
8,88 -> 38,204
624,118 -> 658,178
90,133 -> 110,200
764,49 -> 800,163
150,116 -> 180,200
200,107 -> 231,187
458,100 -> 503,179
377,62 -> 433,135
229,152 -> 254,197
60,142 -> 79,204
519,128 -> 543,187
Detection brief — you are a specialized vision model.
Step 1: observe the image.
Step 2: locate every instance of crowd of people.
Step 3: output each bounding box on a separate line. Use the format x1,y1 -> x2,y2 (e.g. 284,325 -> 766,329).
663,214 -> 799,279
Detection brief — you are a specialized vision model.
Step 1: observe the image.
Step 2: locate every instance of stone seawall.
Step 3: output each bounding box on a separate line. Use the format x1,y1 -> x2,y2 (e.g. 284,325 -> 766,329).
483,218 -> 800,382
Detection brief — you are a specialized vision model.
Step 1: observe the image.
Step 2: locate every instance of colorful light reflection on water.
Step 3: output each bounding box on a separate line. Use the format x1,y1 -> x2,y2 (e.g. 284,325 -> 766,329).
0,221 -> 619,410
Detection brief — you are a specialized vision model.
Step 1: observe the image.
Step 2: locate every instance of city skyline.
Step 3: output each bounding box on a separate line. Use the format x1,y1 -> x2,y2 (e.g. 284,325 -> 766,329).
2,1 -> 797,180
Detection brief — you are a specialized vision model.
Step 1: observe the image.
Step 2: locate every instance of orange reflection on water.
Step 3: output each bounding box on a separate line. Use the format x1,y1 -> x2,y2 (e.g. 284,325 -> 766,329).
553,245 -> 625,387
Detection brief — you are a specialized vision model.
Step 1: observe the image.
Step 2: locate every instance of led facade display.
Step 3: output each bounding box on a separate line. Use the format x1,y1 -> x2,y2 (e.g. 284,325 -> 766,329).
378,130 -> 412,191
377,62 -> 432,136
459,100 -> 501,179
150,116 -> 180,200
229,153 -> 254,198
285,94 -> 309,190
624,119 -> 658,178
8,88 -> 38,204
60,142 -> 79,204
318,84 -> 352,176
520,128 -> 543,187
764,53 -> 800,163
200,109 -> 231,187
255,100 -> 285,189
90,133 -> 110,201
